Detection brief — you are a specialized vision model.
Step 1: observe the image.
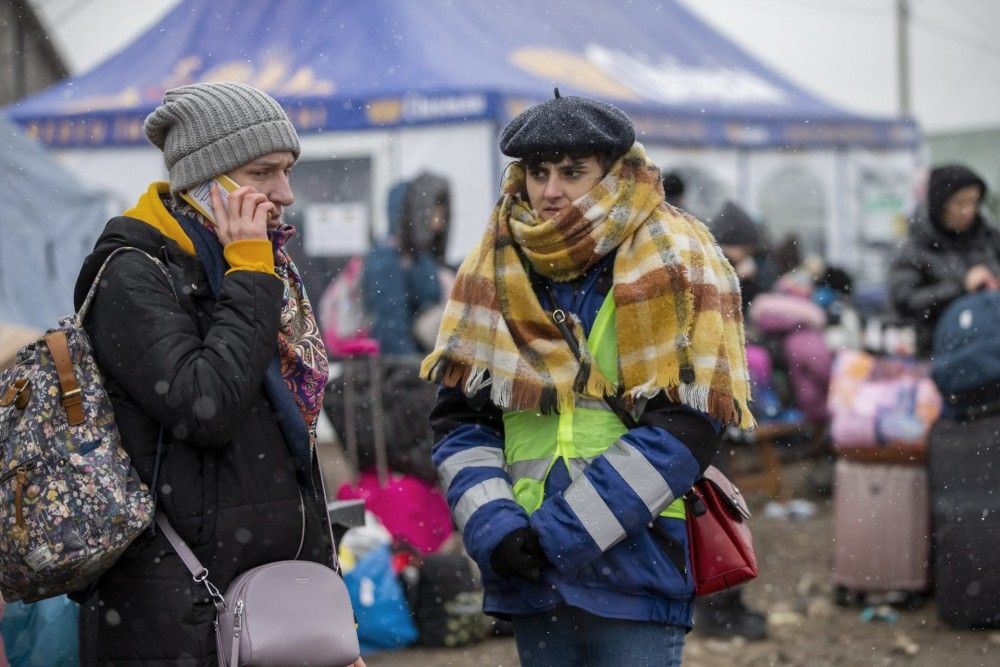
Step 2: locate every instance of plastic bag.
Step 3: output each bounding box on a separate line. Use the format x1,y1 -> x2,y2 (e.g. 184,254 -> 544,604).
344,545 -> 418,653
0,595 -> 79,666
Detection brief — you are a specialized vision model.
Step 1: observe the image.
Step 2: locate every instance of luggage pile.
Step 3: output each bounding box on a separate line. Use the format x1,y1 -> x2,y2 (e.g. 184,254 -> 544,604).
827,344 -> 941,608
324,353 -> 493,652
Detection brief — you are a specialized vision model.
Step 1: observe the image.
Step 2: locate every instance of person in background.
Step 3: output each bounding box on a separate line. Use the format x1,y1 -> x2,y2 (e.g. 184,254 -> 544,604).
889,164 -> 997,356
662,170 -> 686,208
711,201 -> 766,314
73,82 -> 362,667
423,91 -> 754,666
363,172 -> 452,355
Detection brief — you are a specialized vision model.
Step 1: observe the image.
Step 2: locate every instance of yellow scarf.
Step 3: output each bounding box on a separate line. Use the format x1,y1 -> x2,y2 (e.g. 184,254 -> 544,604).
421,144 -> 754,428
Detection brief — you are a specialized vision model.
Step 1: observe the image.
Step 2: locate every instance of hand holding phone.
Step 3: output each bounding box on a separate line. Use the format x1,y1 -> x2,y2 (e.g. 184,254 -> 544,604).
181,175 -> 274,246
209,182 -> 274,246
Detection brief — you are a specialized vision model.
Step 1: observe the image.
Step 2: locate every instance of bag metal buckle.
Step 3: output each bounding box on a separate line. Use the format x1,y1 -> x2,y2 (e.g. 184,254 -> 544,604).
194,569 -> 227,610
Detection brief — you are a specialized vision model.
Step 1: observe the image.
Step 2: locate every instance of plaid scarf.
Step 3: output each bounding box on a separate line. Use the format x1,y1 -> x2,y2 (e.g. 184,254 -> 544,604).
421,143 -> 754,428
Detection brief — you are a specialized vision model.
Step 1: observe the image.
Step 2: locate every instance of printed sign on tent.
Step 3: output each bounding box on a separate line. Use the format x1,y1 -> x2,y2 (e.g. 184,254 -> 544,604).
304,202 -> 369,256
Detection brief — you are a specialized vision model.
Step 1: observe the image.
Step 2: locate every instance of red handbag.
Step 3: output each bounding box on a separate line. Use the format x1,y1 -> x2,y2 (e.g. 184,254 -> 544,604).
685,465 -> 758,597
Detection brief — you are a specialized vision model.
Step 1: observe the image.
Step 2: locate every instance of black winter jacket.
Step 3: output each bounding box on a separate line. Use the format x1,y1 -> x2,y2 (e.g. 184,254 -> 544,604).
73,217 -> 330,666
888,210 -> 1000,356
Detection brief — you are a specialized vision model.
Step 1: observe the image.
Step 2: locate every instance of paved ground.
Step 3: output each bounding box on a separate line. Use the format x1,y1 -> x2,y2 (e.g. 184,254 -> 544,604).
365,463 -> 1000,666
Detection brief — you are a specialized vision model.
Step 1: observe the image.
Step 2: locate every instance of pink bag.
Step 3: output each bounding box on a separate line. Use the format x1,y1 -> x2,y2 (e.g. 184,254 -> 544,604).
783,329 -> 833,422
828,350 -> 942,450
749,292 -> 826,335
318,257 -> 380,357
337,471 -> 453,554
745,344 -> 772,390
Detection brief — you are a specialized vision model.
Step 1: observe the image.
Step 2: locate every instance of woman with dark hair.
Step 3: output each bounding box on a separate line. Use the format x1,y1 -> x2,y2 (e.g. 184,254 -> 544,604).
421,91 -> 754,666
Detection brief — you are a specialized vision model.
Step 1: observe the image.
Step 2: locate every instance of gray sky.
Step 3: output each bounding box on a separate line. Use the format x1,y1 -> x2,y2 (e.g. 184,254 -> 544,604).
29,0 -> 1000,134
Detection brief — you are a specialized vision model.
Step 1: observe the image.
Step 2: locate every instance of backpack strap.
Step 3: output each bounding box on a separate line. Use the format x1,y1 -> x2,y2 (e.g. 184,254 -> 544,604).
76,247 -> 176,323
43,330 -> 84,426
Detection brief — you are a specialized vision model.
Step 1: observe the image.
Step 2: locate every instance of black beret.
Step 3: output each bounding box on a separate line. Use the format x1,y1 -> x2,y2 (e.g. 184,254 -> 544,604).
499,90 -> 635,159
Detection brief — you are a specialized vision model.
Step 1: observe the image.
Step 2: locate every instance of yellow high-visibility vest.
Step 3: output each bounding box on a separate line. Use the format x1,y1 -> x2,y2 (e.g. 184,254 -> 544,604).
502,292 -> 686,520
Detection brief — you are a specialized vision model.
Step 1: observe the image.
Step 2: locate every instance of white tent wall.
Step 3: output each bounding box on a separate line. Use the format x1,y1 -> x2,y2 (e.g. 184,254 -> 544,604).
842,148 -> 923,287
744,149 -> 838,262
54,147 -> 165,212
645,145 -> 741,222
298,128 -> 394,246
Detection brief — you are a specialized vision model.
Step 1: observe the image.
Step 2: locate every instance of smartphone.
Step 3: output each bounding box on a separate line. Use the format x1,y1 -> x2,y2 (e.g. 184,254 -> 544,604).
180,174 -> 241,224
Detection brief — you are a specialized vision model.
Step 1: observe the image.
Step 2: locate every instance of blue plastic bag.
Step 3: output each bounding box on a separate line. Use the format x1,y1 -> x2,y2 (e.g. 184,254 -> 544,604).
344,545 -> 418,653
1,596 -> 79,667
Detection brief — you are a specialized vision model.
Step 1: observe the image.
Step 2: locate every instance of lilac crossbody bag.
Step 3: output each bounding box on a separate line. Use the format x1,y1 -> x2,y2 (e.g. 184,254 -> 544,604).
156,509 -> 360,667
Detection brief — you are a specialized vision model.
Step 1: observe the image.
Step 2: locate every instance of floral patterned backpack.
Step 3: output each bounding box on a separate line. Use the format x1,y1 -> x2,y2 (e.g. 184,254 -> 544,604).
0,248 -> 166,602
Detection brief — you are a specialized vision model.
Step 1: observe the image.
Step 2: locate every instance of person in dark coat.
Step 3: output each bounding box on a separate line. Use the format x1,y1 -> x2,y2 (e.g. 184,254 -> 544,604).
362,172 -> 452,355
710,200 -> 766,314
662,170 -> 686,208
889,164 -> 997,356
73,82 -> 363,667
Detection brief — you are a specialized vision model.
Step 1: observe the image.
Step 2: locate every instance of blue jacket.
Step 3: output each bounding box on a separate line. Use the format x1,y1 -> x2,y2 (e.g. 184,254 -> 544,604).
430,255 -> 721,628
363,182 -> 442,355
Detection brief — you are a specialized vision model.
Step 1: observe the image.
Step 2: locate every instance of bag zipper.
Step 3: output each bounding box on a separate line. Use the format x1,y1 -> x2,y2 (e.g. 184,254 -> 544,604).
2,456 -> 41,536
233,598 -> 244,634
0,456 -> 40,485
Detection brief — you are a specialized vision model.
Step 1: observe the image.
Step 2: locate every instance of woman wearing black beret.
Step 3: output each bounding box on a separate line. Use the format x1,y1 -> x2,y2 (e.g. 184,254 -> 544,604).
422,90 -> 755,666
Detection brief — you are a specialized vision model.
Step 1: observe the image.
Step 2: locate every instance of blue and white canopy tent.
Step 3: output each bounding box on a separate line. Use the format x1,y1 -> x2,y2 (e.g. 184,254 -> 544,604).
6,0 -> 921,288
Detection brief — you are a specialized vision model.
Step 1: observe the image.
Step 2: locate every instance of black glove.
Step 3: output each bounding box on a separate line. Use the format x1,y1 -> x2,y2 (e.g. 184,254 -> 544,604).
489,527 -> 548,580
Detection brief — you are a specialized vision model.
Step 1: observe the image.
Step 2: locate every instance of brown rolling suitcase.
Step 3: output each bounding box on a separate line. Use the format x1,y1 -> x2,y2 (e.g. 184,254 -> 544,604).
831,459 -> 930,605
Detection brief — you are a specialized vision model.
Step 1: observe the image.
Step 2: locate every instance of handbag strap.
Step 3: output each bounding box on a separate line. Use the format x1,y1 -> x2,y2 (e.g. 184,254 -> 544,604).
314,454 -> 343,574
533,272 -> 722,515
531,275 -> 638,429
154,513 -> 227,611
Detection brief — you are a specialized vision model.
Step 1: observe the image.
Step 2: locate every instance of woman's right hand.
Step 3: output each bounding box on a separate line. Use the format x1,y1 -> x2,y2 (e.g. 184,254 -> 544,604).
964,264 -> 1000,292
210,181 -> 274,246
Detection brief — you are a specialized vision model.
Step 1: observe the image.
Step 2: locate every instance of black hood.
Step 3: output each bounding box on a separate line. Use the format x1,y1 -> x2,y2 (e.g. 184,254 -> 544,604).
399,172 -> 451,261
908,203 -> 999,252
73,217 -> 183,311
710,201 -> 761,248
927,164 -> 987,233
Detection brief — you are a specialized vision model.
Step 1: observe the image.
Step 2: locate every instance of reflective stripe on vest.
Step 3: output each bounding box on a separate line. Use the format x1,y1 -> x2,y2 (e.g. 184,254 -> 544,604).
503,291 -> 686,532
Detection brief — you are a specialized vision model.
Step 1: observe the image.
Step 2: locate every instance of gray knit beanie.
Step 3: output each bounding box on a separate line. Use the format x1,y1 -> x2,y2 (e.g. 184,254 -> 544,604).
143,82 -> 301,195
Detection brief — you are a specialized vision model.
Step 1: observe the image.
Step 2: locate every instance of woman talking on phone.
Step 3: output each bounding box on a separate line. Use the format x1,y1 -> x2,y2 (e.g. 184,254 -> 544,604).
73,82 -> 363,666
